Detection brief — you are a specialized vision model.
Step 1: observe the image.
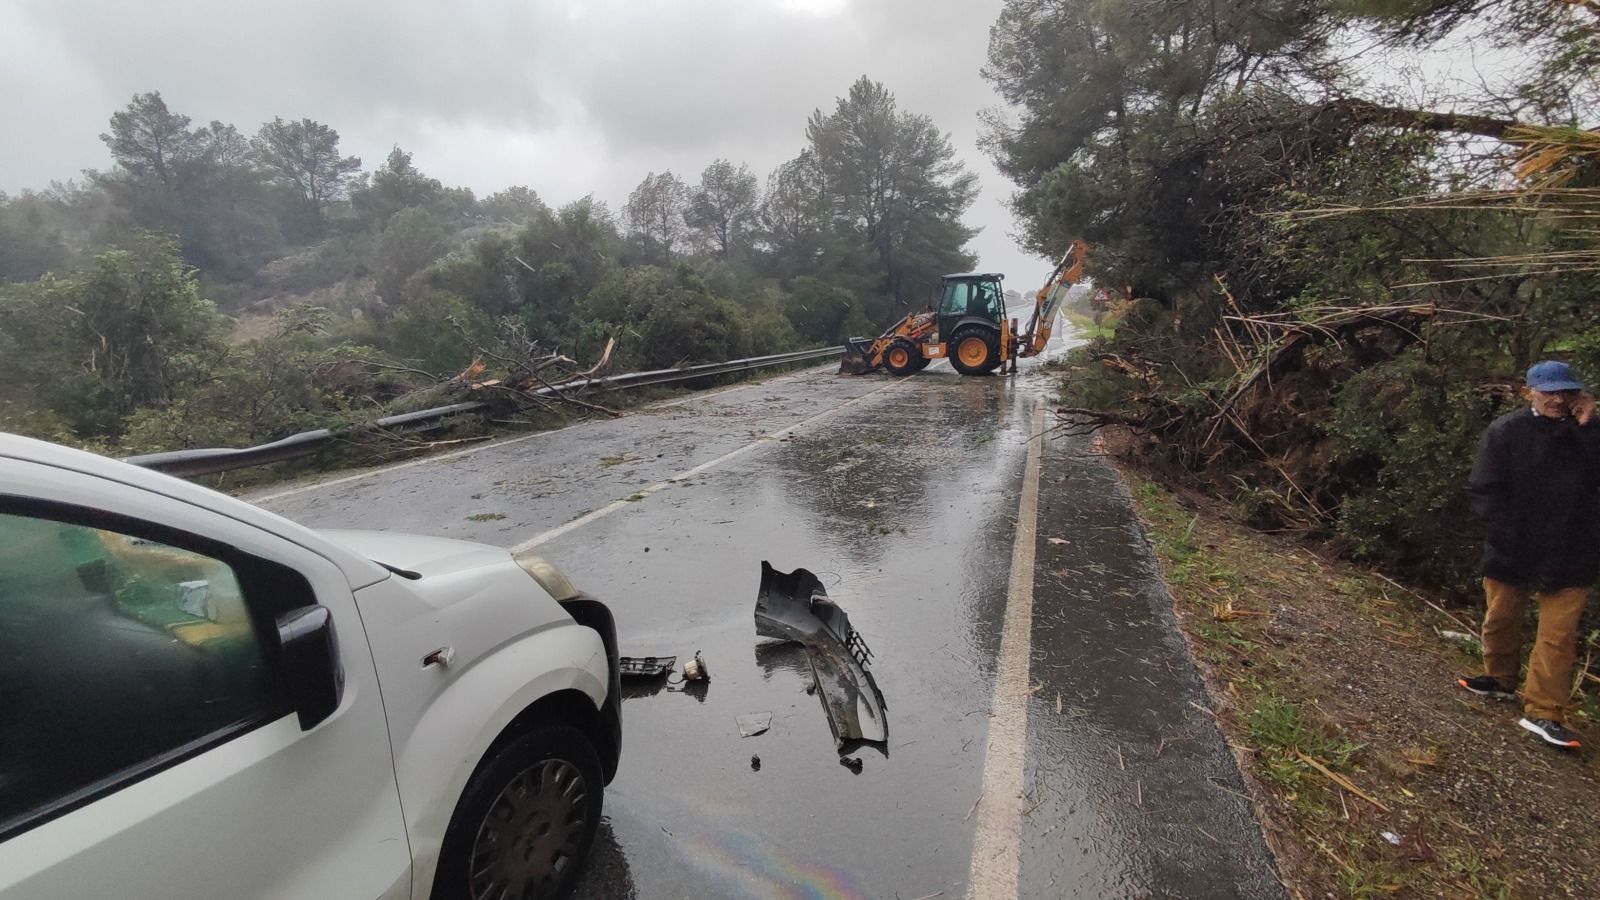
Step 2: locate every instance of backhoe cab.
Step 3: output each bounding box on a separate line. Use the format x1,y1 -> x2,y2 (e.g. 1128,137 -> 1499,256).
839,239 -> 1086,378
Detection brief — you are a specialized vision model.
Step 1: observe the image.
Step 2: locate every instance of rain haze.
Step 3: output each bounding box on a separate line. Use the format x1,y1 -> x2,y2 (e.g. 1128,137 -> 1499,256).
8,0 -> 1599,897
0,0 -> 1056,284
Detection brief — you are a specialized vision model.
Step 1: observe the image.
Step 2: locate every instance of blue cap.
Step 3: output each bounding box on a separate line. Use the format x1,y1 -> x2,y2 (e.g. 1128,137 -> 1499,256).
1526,360 -> 1585,392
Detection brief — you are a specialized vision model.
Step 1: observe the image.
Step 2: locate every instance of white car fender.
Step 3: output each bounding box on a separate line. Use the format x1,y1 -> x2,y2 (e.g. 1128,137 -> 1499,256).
395,625 -> 608,898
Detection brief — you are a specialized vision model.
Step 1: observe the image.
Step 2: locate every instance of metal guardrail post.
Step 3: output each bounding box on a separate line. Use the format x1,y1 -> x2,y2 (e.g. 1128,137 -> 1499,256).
125,346 -> 845,477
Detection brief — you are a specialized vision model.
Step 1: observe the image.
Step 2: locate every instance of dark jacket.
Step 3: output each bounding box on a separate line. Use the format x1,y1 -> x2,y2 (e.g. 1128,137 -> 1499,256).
1470,407 -> 1600,589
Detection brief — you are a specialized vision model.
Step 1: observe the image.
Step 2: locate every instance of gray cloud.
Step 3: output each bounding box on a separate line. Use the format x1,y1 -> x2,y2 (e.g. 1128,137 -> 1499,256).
1,0 -> 1054,285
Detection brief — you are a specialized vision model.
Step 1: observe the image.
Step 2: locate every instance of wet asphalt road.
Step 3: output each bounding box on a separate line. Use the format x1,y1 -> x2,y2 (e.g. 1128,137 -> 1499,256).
255,344 -> 1283,899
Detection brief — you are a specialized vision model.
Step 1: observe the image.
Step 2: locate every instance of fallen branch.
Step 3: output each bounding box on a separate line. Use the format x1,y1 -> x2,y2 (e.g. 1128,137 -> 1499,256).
1293,749 -> 1390,813
1372,572 -> 1480,636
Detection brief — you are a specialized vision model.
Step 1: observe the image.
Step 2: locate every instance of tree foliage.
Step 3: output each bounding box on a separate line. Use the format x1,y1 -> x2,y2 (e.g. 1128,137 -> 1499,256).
480,186 -> 550,225
253,117 -> 361,238
805,76 -> 979,309
624,171 -> 690,263
0,233 -> 231,438
687,160 -> 759,258
1,75 -> 979,456
989,0 -> 1600,590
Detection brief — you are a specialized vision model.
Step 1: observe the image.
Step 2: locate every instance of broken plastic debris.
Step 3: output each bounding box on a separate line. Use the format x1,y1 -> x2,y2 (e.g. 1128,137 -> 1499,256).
737,712 -> 773,738
1381,831 -> 1402,846
618,655 -> 676,678
750,754 -> 761,771
755,561 -> 887,749
839,756 -> 863,774
682,651 -> 709,682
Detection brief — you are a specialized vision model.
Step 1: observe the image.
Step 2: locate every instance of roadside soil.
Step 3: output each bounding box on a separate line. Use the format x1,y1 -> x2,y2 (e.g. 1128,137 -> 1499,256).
1111,446 -> 1600,899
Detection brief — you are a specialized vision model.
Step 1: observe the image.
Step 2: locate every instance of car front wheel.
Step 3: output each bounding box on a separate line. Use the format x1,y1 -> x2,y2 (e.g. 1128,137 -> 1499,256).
433,724 -> 603,900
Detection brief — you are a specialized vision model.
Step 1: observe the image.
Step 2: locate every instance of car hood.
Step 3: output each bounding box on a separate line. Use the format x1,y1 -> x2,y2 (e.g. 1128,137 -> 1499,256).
318,529 -> 513,579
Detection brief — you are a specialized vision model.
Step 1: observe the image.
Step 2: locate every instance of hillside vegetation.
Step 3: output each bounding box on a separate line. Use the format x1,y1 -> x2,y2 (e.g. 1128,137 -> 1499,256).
1,77 -> 977,456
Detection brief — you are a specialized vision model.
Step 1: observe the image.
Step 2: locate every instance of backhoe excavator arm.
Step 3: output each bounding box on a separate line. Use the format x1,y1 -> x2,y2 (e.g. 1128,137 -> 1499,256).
1017,239 -> 1087,358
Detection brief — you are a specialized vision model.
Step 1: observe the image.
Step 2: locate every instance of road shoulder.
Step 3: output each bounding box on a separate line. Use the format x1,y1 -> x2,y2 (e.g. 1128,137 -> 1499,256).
1015,427 -> 1285,898
1121,464 -> 1600,898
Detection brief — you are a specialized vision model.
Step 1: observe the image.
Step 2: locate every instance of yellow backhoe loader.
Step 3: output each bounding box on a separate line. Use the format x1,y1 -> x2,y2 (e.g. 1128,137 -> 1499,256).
839,240 -> 1087,376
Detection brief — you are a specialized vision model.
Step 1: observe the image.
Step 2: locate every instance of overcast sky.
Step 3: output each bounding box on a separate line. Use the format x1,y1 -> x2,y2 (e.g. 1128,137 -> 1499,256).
0,0 -> 1063,284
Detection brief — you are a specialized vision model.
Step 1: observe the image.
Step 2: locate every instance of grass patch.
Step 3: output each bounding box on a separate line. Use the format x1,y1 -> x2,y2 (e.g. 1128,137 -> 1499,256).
1065,310 -> 1118,340
1120,470 -> 1554,899
1245,694 -> 1360,793
464,512 -> 506,522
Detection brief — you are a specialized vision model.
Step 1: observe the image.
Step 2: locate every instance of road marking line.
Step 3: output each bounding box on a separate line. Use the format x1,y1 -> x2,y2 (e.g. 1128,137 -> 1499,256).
509,376 -> 913,552
250,364 -> 836,504
968,402 -> 1045,900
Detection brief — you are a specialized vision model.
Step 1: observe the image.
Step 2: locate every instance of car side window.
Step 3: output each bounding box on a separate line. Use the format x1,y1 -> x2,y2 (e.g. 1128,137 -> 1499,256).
0,508 -> 292,839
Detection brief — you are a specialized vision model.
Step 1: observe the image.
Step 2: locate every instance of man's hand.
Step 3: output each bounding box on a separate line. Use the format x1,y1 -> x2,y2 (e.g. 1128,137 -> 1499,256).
1573,391 -> 1597,425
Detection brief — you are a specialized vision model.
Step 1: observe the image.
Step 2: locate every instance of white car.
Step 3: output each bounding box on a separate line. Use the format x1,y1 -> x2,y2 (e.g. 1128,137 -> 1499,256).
0,433 -> 621,899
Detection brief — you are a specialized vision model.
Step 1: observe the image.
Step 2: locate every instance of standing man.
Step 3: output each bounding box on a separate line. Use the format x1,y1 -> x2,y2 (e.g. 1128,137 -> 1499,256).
1459,360 -> 1599,749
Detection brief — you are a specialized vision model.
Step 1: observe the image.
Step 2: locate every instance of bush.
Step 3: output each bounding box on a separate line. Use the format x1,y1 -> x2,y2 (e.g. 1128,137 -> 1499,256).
388,291 -> 493,374
0,233 -> 234,439
580,265 -> 757,368
782,276 -> 870,344
119,305 -> 390,454
1328,351 -> 1506,590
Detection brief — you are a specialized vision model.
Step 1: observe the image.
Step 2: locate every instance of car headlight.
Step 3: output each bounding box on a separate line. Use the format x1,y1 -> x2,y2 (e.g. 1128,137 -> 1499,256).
513,551 -> 581,602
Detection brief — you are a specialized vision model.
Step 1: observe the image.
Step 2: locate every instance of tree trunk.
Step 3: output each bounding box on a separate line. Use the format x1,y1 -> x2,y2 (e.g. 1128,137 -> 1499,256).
1313,99 -> 1520,140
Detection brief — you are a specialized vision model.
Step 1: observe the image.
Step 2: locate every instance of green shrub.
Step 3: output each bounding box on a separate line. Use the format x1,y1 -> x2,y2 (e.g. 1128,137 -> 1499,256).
1329,351 -> 1505,590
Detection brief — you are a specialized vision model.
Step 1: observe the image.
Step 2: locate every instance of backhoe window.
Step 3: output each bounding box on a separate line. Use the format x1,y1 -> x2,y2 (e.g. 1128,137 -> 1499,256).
941,279 -> 1004,320
934,281 -> 998,320
975,281 -> 1003,318
940,280 -> 970,316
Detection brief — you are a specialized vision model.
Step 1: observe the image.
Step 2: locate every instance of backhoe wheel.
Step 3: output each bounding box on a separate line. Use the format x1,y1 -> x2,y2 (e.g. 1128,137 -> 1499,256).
883,339 -> 925,377
950,325 -> 1000,376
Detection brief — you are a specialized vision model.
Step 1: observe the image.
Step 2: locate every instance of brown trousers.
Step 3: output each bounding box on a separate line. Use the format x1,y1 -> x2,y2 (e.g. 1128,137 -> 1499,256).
1481,577 -> 1589,721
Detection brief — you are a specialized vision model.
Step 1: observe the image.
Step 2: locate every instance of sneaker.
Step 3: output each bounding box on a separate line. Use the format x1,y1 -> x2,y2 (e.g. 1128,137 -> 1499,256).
1519,717 -> 1582,749
1456,675 -> 1515,701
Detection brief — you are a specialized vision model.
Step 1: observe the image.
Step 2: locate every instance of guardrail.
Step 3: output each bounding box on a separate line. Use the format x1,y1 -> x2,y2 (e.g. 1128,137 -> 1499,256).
126,345 -> 845,477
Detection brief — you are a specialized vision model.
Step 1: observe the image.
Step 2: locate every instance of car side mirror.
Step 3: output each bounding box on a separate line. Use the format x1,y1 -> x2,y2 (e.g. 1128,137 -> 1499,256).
275,605 -> 344,731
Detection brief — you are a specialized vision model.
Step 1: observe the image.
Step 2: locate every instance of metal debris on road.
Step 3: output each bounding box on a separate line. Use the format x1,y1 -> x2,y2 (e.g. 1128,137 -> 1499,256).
737,712 -> 773,738
755,561 -> 888,749
618,655 -> 676,678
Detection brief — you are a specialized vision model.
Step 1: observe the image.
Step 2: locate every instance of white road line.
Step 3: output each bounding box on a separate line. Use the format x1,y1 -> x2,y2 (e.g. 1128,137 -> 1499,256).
249,363 -> 836,504
967,402 -> 1045,900
509,376 -> 913,553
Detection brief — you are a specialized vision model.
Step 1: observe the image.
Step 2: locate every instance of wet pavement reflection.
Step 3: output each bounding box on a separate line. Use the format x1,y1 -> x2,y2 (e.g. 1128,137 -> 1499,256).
546,367 -> 1033,899
263,351 -> 1281,899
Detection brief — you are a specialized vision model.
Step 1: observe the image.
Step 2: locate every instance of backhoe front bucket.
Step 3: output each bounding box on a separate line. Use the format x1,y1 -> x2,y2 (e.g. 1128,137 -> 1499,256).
838,338 -> 878,375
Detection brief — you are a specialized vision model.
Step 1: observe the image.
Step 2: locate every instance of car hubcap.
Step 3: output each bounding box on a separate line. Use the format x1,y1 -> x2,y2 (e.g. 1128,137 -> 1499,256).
469,759 -> 588,900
